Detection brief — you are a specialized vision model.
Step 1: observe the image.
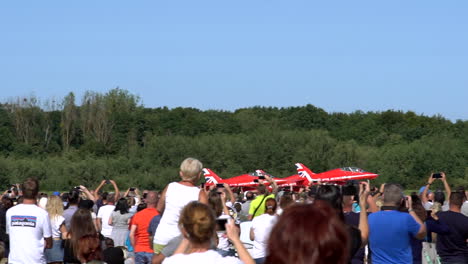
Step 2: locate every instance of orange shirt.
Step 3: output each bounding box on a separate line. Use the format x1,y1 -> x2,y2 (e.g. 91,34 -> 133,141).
131,207 -> 159,253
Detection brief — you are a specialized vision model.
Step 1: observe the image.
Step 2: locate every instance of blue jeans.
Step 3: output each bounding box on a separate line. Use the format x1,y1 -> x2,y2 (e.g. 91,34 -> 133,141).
135,251 -> 154,264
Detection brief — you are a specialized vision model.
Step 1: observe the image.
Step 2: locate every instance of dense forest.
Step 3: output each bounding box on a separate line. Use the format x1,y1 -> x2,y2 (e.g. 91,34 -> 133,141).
0,88 -> 466,191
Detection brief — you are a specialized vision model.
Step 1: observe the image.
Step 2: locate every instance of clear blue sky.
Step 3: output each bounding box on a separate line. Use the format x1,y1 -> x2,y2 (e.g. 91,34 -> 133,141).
1,1 -> 467,121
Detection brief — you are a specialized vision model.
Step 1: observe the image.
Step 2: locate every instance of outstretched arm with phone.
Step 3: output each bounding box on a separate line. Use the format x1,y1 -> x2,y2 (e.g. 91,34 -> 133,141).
422,174 -> 436,205
440,172 -> 451,199
94,180 -> 106,195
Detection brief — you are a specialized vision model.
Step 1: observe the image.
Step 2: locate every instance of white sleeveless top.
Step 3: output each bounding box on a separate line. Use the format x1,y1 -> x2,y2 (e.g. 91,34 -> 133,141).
154,182 -> 201,245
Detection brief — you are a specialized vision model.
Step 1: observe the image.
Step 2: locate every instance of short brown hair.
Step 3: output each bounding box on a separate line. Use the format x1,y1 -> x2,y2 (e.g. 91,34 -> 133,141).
21,178 -> 39,199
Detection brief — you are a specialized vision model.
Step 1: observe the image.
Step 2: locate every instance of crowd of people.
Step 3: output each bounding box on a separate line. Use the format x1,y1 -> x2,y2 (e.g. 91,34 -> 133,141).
0,158 -> 467,264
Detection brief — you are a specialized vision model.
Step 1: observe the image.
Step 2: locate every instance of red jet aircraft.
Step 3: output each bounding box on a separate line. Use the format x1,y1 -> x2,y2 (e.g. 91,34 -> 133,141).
290,163 -> 379,184
202,168 -> 269,188
203,164 -> 378,189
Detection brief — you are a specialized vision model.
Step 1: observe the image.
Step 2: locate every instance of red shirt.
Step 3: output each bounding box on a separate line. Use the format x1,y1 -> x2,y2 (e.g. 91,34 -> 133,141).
131,207 -> 159,253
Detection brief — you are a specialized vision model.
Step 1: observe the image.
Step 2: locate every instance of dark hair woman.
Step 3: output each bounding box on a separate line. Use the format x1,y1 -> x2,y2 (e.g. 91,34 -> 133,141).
64,208 -> 101,263
265,201 -> 349,264
109,198 -> 132,247
314,184 -> 370,261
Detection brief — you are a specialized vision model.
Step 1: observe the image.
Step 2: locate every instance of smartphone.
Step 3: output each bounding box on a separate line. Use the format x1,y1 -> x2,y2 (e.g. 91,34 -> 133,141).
200,183 -> 205,188
216,183 -> 224,188
258,176 -> 265,180
129,187 -> 135,191
216,218 -> 228,231
432,173 -> 442,179
105,180 -> 111,184
253,179 -> 259,183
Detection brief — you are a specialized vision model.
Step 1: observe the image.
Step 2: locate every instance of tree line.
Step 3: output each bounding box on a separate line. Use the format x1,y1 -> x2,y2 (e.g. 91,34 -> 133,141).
0,88 -> 466,191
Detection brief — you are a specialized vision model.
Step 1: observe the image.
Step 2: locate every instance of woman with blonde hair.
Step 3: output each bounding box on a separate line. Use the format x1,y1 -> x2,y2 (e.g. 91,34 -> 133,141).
153,158 -> 208,254
163,201 -> 254,264
45,195 -> 68,264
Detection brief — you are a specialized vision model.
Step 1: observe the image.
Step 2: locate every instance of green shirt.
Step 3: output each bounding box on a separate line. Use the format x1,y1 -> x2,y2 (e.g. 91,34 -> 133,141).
249,193 -> 275,218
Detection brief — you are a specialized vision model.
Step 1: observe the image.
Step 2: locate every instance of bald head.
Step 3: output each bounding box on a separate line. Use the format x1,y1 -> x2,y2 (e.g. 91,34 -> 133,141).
146,191 -> 159,206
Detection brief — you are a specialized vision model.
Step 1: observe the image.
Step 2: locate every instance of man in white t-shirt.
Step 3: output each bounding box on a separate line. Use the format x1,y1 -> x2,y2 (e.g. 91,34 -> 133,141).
6,178 -> 52,264
97,193 -> 116,238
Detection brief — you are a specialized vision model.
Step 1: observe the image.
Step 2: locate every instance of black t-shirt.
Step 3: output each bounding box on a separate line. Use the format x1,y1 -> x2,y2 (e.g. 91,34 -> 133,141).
436,211 -> 468,263
348,225 -> 362,262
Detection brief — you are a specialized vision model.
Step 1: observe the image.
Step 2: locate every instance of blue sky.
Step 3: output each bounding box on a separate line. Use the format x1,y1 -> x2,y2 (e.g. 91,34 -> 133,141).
1,1 -> 467,121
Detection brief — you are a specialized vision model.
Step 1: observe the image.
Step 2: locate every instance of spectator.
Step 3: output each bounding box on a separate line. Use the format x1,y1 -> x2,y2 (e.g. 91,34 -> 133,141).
76,234 -> 104,264
368,183 -> 426,264
315,183 -> 369,261
109,198 -> 132,247
45,195 -> 68,264
342,184 -> 374,264
64,208 -> 100,264
277,193 -> 294,215
265,201 -> 349,264
95,180 -> 121,204
210,189 -> 233,256
248,175 -> 278,220
153,158 -> 208,254
130,191 -> 159,264
422,173 -> 451,211
0,197 -> 13,258
6,178 -> 52,263
436,191 -> 468,263
240,192 -> 254,221
79,199 -> 99,231
250,198 -> 278,264
63,188 -> 80,230
162,201 -> 254,264
97,192 -> 117,239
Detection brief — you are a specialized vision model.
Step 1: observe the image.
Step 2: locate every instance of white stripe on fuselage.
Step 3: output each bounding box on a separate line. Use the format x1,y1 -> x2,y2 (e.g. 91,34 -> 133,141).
314,174 -> 376,181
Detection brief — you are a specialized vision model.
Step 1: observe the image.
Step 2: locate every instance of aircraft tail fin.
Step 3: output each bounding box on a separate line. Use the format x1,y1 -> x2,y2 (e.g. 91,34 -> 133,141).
295,163 -> 315,184
202,168 -> 223,185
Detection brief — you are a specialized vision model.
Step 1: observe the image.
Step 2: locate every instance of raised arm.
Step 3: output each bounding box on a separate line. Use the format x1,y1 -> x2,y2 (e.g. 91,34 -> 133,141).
422,174 -> 435,205
220,192 -> 231,216
407,195 -> 427,240
265,175 -> 278,196
226,219 -> 254,264
123,188 -> 130,198
358,182 -> 370,246
94,180 -> 106,195
109,180 -> 120,200
80,185 -> 97,202
440,172 -> 451,199
223,183 -> 235,204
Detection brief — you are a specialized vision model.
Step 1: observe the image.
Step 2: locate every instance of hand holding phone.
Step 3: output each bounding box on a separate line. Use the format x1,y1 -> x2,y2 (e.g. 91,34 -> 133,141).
216,218 -> 228,231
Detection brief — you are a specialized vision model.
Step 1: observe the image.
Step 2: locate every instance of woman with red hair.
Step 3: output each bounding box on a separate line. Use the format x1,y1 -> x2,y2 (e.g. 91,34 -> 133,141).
265,201 -> 349,264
